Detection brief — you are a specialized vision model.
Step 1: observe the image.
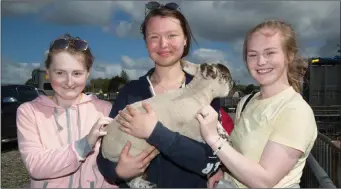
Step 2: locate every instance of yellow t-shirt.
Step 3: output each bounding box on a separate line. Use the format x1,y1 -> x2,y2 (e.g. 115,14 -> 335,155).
227,87 -> 318,188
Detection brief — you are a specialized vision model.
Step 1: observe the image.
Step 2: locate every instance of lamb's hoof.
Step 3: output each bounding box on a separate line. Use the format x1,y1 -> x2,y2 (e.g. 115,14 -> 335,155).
128,177 -> 157,188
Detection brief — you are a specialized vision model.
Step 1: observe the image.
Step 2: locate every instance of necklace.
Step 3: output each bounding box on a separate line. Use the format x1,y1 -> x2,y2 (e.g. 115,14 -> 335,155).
151,72 -> 186,90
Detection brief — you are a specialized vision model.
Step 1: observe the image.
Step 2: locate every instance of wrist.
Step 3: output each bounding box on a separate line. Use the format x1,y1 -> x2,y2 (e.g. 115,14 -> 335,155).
206,134 -> 221,147
115,166 -> 126,180
86,135 -> 94,149
145,120 -> 158,139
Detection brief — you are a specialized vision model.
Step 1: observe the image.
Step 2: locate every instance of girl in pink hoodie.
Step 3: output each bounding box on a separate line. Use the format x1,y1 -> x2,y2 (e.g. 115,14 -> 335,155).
16,34 -> 117,188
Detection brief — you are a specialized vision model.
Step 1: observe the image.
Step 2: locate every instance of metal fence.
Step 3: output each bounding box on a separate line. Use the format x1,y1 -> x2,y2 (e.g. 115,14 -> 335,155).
220,97 -> 241,112
301,133 -> 341,188
301,154 -> 336,188
316,107 -> 340,138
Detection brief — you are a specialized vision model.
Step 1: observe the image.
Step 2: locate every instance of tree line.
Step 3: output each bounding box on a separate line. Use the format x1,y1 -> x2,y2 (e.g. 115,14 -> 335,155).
85,70 -> 130,93
24,69 -> 131,94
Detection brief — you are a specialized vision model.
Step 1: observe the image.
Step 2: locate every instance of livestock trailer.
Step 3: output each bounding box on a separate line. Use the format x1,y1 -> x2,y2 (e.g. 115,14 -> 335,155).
302,56 -> 341,139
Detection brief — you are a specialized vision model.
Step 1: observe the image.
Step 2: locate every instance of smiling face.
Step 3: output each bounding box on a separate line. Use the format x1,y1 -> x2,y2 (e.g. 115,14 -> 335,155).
246,28 -> 289,87
47,51 -> 89,101
145,16 -> 187,67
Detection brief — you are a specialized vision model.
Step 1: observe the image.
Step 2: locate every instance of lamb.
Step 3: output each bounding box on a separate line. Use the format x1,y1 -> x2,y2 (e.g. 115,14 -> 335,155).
101,60 -> 233,188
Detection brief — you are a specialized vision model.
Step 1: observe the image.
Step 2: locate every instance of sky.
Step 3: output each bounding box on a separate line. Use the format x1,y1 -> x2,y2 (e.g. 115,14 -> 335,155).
1,1 -> 340,85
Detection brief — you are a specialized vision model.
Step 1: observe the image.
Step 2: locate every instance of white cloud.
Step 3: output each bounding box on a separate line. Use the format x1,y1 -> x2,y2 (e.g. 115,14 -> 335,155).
1,58 -> 151,85
191,48 -> 226,63
2,1 -> 339,85
188,48 -> 254,84
42,1 -> 115,26
3,1 -> 339,57
121,56 -> 154,70
2,1 -> 50,16
3,1 -> 116,26
1,59 -> 40,84
90,62 -> 122,80
2,46 -> 256,86
103,1 -> 340,57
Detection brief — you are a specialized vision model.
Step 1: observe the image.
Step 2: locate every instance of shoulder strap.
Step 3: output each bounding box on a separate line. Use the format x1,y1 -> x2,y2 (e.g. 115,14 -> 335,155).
241,91 -> 257,113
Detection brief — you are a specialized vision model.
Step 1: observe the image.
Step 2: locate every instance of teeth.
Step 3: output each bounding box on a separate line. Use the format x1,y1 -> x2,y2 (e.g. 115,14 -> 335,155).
257,69 -> 273,73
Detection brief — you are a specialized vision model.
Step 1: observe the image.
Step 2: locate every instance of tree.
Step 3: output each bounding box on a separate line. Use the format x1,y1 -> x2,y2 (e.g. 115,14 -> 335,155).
24,68 -> 40,86
88,78 -> 110,93
243,84 -> 256,94
120,69 -> 130,83
108,76 -> 125,92
25,78 -> 36,87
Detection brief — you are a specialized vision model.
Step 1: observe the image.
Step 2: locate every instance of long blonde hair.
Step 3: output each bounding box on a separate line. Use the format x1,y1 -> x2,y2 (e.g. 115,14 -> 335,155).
243,20 -> 308,93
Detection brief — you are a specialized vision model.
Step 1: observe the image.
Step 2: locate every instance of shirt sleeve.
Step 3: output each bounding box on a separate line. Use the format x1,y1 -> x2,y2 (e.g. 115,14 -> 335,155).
268,101 -> 318,152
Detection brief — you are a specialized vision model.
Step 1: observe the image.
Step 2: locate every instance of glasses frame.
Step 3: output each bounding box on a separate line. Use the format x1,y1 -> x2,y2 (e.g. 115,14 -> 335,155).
49,37 -> 89,52
144,1 -> 180,16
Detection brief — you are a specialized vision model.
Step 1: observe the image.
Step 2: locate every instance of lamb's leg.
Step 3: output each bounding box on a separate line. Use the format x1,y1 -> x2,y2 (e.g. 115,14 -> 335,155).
128,176 -> 157,188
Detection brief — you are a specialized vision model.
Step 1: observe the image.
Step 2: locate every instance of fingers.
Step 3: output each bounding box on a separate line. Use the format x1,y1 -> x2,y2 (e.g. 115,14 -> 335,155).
126,105 -> 138,117
137,145 -> 156,160
141,149 -> 159,166
117,116 -> 131,128
98,131 -> 108,136
94,117 -> 114,129
142,103 -> 153,114
119,126 -> 132,135
197,106 -> 218,121
207,180 -> 214,188
196,113 -> 205,124
139,163 -> 150,173
118,110 -> 133,122
120,141 -> 131,158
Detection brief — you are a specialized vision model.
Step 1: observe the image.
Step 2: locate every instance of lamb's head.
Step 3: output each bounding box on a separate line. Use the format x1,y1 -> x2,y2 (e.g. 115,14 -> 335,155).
181,60 -> 233,98
199,62 -> 233,98
183,62 -> 232,100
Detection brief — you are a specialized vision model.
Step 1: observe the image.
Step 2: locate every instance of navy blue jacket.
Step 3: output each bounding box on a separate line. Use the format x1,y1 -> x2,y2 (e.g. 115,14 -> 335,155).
97,69 -> 221,188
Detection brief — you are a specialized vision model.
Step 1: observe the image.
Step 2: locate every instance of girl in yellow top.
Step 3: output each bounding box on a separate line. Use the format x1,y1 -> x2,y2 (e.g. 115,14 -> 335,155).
197,20 -> 318,188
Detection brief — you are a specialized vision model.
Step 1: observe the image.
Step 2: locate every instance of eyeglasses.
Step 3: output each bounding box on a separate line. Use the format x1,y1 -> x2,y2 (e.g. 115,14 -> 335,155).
49,37 -> 88,52
145,1 -> 180,16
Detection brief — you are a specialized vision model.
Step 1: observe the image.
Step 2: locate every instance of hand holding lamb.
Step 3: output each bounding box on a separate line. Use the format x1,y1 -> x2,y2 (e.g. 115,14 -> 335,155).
101,60 -> 233,188
117,103 -> 158,139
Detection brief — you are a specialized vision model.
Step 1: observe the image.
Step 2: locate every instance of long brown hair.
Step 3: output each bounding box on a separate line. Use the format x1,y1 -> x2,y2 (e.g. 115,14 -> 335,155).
243,20 -> 308,92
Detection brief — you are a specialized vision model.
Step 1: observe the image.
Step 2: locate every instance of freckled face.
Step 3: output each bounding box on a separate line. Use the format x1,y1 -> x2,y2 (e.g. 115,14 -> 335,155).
246,28 -> 289,87
47,51 -> 89,100
145,16 -> 187,67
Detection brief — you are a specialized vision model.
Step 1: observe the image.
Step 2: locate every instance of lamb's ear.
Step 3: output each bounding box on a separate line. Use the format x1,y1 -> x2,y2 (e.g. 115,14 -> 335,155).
181,60 -> 200,76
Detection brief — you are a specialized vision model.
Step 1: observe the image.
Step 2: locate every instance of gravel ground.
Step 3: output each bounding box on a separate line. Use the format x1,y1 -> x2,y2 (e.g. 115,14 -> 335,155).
1,142 -> 30,188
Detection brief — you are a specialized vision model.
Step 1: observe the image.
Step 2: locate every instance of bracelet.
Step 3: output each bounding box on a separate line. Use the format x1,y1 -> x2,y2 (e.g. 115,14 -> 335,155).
213,139 -> 227,155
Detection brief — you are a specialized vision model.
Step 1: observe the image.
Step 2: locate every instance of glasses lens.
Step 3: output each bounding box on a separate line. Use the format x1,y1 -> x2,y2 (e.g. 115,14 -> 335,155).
146,1 -> 160,10
73,40 -> 88,51
51,39 -> 69,50
165,2 -> 179,10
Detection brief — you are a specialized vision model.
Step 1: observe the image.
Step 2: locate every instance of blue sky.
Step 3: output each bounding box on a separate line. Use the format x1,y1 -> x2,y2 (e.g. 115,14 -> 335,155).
2,13 -> 148,63
1,1 -> 340,85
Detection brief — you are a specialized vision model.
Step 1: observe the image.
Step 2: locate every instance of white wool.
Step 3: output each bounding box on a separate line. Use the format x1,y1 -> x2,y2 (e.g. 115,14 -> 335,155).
101,60 -> 233,188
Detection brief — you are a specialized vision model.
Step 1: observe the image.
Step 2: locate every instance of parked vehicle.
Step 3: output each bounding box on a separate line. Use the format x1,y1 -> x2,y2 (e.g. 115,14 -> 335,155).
1,84 -> 40,143
37,89 -> 47,96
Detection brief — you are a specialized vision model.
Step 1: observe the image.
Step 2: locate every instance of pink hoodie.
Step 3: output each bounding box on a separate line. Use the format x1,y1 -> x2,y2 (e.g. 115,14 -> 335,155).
16,94 -> 117,188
